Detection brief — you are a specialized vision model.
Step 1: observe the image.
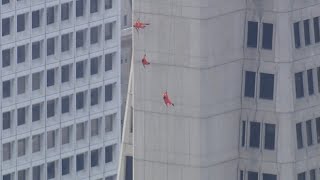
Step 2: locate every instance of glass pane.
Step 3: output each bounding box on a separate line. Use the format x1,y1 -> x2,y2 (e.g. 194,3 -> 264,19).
264,123 -> 275,150
259,73 -> 274,100
294,22 -> 301,48
247,21 -> 258,48
262,23 -> 273,49
249,122 -> 260,148
307,69 -> 314,95
296,123 -> 303,149
304,19 -> 311,45
244,71 -> 255,97
306,120 -> 313,146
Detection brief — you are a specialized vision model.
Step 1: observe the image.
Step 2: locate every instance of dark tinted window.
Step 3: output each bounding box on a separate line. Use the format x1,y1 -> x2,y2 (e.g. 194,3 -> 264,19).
105,0 -> 112,9
76,0 -> 84,17
105,84 -> 113,102
307,69 -> 314,95
61,34 -> 70,52
47,7 -> 55,25
76,30 -> 84,48
125,156 -> 133,180
264,123 -> 275,150
3,174 -> 11,180
3,111 -> 10,130
47,100 -> 55,118
2,49 -> 11,67
2,0 -> 9,5
61,65 -> 70,83
76,92 -> 84,109
32,166 -> 41,180
304,19 -> 311,46
61,3 -> 69,21
17,107 -> 26,126
306,120 -> 313,146
47,162 -> 55,179
32,10 -> 40,28
317,67 -> 320,93
17,45 -> 26,63
76,154 -> 85,171
263,173 -> 277,180
249,122 -> 260,148
62,158 -> 70,175
297,172 -> 306,180
32,41 -> 41,59
247,21 -> 258,48
262,23 -> 273,49
244,71 -> 255,97
61,96 -> 70,114
90,26 -> 99,44
105,23 -> 113,40
241,121 -> 246,147
90,0 -> 98,13
259,73 -> 274,100
17,14 -> 25,32
91,88 -> 99,106
91,57 -> 99,75
316,117 -> 320,143
47,38 -> 55,56
310,169 -> 316,180
105,145 -> 113,163
296,123 -> 303,149
91,149 -> 99,167
105,54 -> 113,71
314,17 -> 320,43
3,80 -> 11,98
248,171 -> 258,180
32,103 -> 41,122
47,69 -> 55,87
76,61 -> 84,78
294,22 -> 301,48
2,18 -> 10,36
295,72 -> 304,98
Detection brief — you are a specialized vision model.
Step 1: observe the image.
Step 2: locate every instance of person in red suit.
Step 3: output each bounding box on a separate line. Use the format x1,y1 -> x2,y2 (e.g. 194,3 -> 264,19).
163,91 -> 174,107
141,54 -> 150,68
133,19 -> 150,32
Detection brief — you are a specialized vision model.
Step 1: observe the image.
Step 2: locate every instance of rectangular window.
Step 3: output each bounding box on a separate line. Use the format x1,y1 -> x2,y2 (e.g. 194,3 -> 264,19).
2,18 -> 10,36
2,0 -> 9,5
76,92 -> 84,110
90,26 -> 99,44
17,14 -> 25,32
90,57 -> 99,75
32,135 -> 41,153
105,53 -> 113,71
76,154 -> 85,171
262,23 -> 273,49
3,111 -> 11,130
106,175 -> 116,180
310,169 -> 316,180
47,130 -> 55,149
18,169 -> 26,180
105,0 -> 112,9
91,88 -> 99,106
61,3 -> 69,21
105,84 -> 113,102
32,41 -> 41,59
298,172 -> 306,180
124,15 -> 127,26
105,145 -> 113,163
247,21 -> 258,48
314,17 -> 320,43
17,45 -> 26,63
240,170 -> 244,180
317,67 -> 320,93
91,118 -> 100,136
17,107 -> 26,126
76,0 -> 84,17
61,126 -> 70,145
304,19 -> 311,46
91,149 -> 99,167
61,34 -> 70,52
249,122 -> 260,148
296,122 -> 303,149
32,10 -> 40,28
241,121 -> 246,147
47,38 -> 55,56
316,117 -> 320,143
3,143 -> 11,161
47,162 -> 55,179
294,22 -> 301,48
264,123 -> 275,150
62,158 -> 70,175
90,0 -> 98,13
307,69 -> 314,95
76,123 -> 85,140
32,103 -> 41,122
17,76 -> 26,95
3,80 -> 11,98
105,114 -> 113,132
61,96 -> 70,114
47,7 -> 55,25
263,173 -> 277,180
105,23 -> 113,40
295,72 -> 304,98
61,65 -> 70,83
2,49 -> 11,67
76,61 -> 85,78
125,156 -> 133,180
3,174 -> 11,180
47,69 -> 55,87
244,71 -> 255,98
32,72 -> 41,91
17,138 -> 26,157
306,120 -> 313,146
47,100 -> 55,118
259,73 -> 274,100
32,166 -> 41,180
248,171 -> 258,180
76,30 -> 85,48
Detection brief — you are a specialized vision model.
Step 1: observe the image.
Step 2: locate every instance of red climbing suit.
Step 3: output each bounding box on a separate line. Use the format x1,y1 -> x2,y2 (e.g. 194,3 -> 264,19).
133,19 -> 150,31
163,91 -> 174,107
142,54 -> 150,67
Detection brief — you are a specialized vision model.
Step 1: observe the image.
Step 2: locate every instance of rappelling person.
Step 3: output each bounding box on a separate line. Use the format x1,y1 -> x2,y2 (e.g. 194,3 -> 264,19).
141,54 -> 150,68
163,91 -> 174,107
133,19 -> 150,32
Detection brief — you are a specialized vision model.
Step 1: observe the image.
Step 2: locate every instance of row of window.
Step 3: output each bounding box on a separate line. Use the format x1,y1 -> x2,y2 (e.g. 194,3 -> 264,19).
244,71 -> 275,100
247,21 -> 273,50
2,23 -> 114,69
239,170 -> 276,180
241,121 -> 276,150
3,115 -> 114,161
293,17 -> 320,48
2,145 -> 116,180
294,67 -> 320,99
296,118 -> 320,149
2,0 -> 113,37
2,55 -> 114,99
297,169 -> 319,180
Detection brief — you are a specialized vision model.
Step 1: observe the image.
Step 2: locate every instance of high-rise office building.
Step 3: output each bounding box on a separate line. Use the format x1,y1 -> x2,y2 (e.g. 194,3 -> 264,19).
118,0 -> 320,180
0,0 -> 121,179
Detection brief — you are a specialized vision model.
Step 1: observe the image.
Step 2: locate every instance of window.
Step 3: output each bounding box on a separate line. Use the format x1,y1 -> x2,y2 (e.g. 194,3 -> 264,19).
295,72 -> 304,98
306,120 -> 313,146
32,41 -> 41,59
310,169 -> 316,180
32,135 -> 41,153
76,61 -> 85,78
17,107 -> 26,126
47,100 -> 55,118
249,122 -> 260,148
2,49 -> 11,67
105,0 -> 112,9
91,149 -> 99,167
62,158 -> 70,175
76,92 -> 84,110
241,121 -> 246,147
47,7 -> 55,25
314,17 -> 320,43
3,143 -> 11,161
47,69 -> 55,87
244,71 -> 255,98
76,154 -> 85,171
264,123 -> 275,150
105,23 -> 113,40
296,122 -> 303,149
316,117 -> 320,143
76,123 -> 85,140
76,0 -> 84,17
105,53 -> 113,71
32,103 -> 41,122
91,57 -> 99,75
91,88 -> 99,106
240,171 -> 244,180
3,174 -> 11,180
76,30 -> 85,48
304,19 -> 311,46
124,15 -> 127,26
61,65 -> 70,83
17,14 -> 25,32
2,0 -> 9,5
47,130 -> 55,149
297,172 -> 306,180
105,84 -> 113,102
262,23 -> 273,49
3,111 -> 11,130
18,169 -> 26,180
61,96 -> 70,114
61,126 -> 70,145
32,72 -> 41,91
90,0 -> 98,13
17,45 -> 26,63
47,162 -> 55,179
106,175 -> 116,180
2,18 -> 10,36
61,34 -> 70,52
248,171 -> 258,180
307,69 -> 314,95
3,80 -> 11,98
263,173 -> 277,180
105,114 -> 113,132
47,38 -> 55,56
17,138 -> 26,157
125,156 -> 132,180
318,67 -> 320,93
247,21 -> 258,48
90,26 -> 99,44
61,3 -> 69,21
17,76 -> 26,95
294,22 -> 301,48
33,166 -> 41,180
259,73 -> 274,100
32,10 -> 40,28
105,145 -> 113,163
91,118 -> 100,136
